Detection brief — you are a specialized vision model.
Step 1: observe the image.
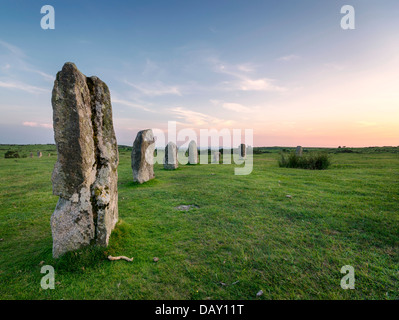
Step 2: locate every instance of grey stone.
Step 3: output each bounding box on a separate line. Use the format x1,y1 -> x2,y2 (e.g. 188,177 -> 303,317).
51,62 -> 119,258
188,140 -> 198,164
37,151 -> 42,158
295,146 -> 303,156
240,144 -> 246,158
131,129 -> 155,184
175,204 -> 199,211
212,151 -> 221,163
164,142 -> 178,170
30,152 -> 33,158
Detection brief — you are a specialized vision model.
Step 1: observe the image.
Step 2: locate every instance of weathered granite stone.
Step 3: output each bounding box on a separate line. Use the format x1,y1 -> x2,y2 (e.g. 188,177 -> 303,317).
30,152 -> 33,158
240,144 -> 246,158
164,142 -> 178,170
296,146 -> 303,156
37,151 -> 42,158
51,62 -> 119,258
131,129 -> 155,184
188,140 -> 198,164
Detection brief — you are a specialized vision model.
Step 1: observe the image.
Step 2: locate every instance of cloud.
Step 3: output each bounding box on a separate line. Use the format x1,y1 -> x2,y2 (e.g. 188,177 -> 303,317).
238,78 -> 286,92
214,61 -> 286,92
23,121 -> 52,128
170,106 -> 235,126
112,98 -> 155,113
0,39 -> 55,82
0,40 -> 26,58
0,80 -> 49,94
210,99 -> 256,113
125,80 -> 182,96
236,63 -> 255,72
25,68 -> 55,82
277,54 -> 300,62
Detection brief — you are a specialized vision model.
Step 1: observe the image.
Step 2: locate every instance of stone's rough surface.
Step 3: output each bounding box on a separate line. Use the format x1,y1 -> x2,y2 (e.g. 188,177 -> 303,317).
296,146 -> 303,156
37,152 -> 42,158
30,152 -> 33,158
188,140 -> 198,164
164,142 -> 178,170
131,129 -> 155,184
51,62 -> 119,258
240,144 -> 246,158
212,151 -> 221,163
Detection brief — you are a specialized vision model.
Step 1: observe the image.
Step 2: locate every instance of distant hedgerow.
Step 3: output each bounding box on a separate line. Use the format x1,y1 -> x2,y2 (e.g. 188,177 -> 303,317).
278,151 -> 331,170
4,150 -> 20,159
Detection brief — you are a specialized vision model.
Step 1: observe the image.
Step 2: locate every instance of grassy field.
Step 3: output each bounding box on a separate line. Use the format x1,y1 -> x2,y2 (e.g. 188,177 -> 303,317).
0,145 -> 398,299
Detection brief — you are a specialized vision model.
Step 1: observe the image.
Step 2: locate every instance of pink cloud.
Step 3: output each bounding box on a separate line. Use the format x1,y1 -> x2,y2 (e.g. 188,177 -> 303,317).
23,121 -> 52,129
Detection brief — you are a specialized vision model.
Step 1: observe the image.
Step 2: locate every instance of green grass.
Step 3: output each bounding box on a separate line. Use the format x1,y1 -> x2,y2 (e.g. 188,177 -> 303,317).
0,145 -> 398,299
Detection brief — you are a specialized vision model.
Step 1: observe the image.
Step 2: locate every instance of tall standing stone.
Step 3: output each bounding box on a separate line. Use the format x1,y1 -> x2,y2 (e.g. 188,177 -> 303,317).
240,144 -> 246,158
164,142 -> 178,170
51,62 -> 119,258
30,152 -> 33,158
296,146 -> 303,156
188,140 -> 198,165
37,151 -> 42,158
131,129 -> 155,184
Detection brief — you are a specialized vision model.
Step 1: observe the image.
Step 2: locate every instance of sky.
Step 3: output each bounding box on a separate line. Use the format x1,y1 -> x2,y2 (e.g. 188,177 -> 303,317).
0,0 -> 398,147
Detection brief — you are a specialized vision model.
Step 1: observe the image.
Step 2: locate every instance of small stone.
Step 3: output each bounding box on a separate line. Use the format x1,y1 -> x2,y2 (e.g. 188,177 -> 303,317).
295,146 -> 303,156
164,142 -> 178,170
212,151 -> 221,163
240,144 -> 246,158
188,140 -> 198,164
153,257 -> 159,262
39,261 -> 45,265
175,205 -> 199,211
256,290 -> 264,297
286,195 -> 292,199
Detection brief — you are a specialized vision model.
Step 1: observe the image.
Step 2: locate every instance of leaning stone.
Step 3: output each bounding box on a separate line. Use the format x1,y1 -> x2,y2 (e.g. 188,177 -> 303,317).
131,129 -> 155,184
188,140 -> 198,164
51,62 -> 119,258
164,142 -> 178,170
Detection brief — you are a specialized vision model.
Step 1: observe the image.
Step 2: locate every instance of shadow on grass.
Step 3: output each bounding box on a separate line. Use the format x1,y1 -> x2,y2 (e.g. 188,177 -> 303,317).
123,178 -> 162,189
